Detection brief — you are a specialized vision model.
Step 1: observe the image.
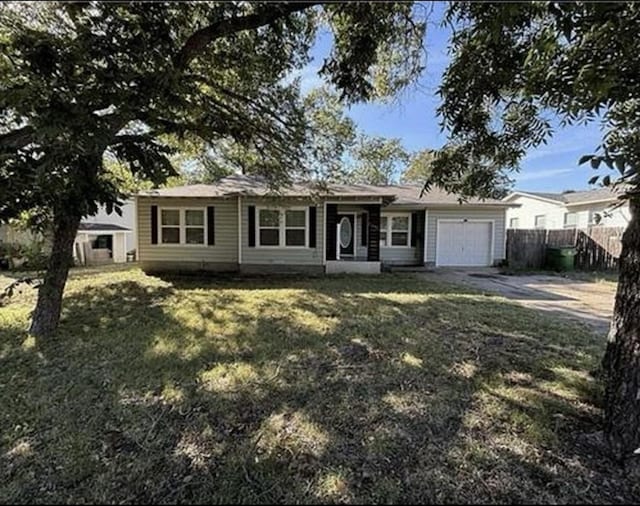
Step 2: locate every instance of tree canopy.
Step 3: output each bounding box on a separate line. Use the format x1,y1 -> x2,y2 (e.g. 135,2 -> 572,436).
401,149 -> 435,184
431,2 -> 640,200
348,135 -> 409,185
0,2 -> 425,221
433,0 -> 640,462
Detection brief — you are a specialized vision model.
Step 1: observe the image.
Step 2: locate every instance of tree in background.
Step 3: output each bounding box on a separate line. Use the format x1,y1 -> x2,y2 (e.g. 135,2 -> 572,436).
0,2 -> 425,337
187,86 -> 358,184
348,135 -> 409,185
401,149 -> 435,184
431,1 -> 640,460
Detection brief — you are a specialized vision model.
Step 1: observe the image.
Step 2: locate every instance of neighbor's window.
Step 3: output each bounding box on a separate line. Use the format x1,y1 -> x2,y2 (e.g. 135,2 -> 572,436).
534,214 -> 546,229
285,209 -> 306,246
509,217 -> 519,229
563,212 -> 577,228
380,216 -> 388,246
391,216 -> 410,246
160,208 -> 205,245
258,209 -> 280,246
161,209 -> 180,244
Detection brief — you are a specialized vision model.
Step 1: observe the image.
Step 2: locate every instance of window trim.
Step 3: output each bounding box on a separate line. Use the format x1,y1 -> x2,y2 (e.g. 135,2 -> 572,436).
158,207 -> 208,246
563,211 -> 578,228
380,212 -> 412,248
255,206 -> 309,249
509,217 -> 520,229
534,214 -> 546,229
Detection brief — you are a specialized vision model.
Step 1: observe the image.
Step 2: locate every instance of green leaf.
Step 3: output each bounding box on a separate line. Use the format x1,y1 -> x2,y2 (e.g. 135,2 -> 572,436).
590,158 -> 601,169
578,154 -> 592,165
588,175 -> 599,185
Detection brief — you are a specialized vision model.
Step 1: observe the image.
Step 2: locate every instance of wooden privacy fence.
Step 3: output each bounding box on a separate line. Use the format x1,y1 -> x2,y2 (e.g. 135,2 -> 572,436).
507,226 -> 625,271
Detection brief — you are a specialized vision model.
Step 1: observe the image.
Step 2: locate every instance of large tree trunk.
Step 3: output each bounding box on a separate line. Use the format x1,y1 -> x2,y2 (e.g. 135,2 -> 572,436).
29,211 -> 81,338
603,197 -> 640,461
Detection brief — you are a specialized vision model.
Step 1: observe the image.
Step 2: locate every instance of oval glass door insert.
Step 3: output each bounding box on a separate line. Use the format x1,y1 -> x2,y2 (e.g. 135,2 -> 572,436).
339,217 -> 352,248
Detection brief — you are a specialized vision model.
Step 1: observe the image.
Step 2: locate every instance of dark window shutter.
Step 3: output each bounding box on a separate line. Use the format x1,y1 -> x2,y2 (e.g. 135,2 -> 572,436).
326,204 -> 338,260
309,206 -> 316,248
151,205 -> 158,244
411,212 -> 419,246
248,205 -> 256,247
361,213 -> 368,246
207,206 -> 215,245
365,205 -> 380,261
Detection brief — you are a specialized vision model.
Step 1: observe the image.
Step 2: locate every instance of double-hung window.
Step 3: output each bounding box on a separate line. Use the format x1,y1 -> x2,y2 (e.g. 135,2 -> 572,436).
258,208 -> 307,247
160,208 -> 206,245
285,210 -> 306,246
258,209 -> 280,246
161,209 -> 181,244
534,214 -> 546,229
379,213 -> 411,247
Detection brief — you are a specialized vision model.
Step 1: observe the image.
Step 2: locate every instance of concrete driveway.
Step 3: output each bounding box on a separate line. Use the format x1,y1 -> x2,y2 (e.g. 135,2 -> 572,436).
425,268 -> 617,334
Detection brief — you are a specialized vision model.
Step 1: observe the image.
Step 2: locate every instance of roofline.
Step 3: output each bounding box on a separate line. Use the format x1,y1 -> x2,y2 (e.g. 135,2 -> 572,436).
77,229 -> 132,234
383,202 -> 518,209
502,191 -> 564,206
564,196 -> 622,207
137,191 -> 397,199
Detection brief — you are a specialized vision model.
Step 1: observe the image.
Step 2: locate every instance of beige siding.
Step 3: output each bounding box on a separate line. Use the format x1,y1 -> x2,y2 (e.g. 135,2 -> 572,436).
137,196 -> 238,265
241,198 -> 324,265
427,207 -> 507,263
380,207 -> 420,265
381,246 -> 419,264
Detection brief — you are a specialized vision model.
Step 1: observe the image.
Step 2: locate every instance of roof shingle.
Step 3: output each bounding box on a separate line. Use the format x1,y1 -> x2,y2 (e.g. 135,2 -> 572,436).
138,175 -> 510,206
510,187 -> 626,206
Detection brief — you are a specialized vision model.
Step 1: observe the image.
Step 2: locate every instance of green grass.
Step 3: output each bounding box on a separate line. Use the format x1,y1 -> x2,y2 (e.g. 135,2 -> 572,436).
0,267 -> 636,503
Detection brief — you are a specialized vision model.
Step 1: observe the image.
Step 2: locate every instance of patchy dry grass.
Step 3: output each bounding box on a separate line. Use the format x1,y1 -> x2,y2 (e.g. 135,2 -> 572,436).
0,267 -> 636,504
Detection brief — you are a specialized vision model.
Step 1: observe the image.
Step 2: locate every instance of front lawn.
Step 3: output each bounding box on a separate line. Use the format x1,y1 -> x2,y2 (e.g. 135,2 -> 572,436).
0,268 -> 636,503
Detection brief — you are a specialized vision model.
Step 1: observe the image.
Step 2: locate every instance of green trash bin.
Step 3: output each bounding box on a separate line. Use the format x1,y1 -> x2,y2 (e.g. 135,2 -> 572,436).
545,246 -> 576,271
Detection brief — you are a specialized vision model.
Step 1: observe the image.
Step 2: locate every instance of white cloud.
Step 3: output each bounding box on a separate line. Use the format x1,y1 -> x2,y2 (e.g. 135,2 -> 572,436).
514,168 -> 574,182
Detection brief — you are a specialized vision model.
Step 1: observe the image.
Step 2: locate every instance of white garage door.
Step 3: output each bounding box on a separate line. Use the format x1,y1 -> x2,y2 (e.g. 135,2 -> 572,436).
436,220 -> 493,266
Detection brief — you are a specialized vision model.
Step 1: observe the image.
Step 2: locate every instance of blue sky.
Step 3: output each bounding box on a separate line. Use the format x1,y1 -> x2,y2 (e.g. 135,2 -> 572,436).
298,4 -> 604,192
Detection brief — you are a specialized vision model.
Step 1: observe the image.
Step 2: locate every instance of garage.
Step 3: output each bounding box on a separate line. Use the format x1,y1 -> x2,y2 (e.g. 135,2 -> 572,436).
436,220 -> 494,266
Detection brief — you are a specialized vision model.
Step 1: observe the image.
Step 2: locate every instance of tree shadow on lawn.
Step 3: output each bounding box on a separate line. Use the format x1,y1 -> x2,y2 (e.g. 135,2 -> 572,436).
0,273 -> 637,504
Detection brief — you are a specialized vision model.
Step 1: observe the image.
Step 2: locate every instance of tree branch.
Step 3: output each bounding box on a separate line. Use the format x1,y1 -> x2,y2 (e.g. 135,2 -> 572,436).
188,73 -> 300,130
174,2 -> 320,70
0,125 -> 35,150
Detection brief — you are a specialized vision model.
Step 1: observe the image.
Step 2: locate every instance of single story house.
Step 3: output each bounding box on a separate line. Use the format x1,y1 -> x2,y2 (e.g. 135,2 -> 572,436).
136,175 -> 514,274
504,188 -> 630,230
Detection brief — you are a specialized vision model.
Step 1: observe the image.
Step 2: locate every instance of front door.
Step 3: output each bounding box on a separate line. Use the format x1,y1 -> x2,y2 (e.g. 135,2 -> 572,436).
338,214 -> 355,256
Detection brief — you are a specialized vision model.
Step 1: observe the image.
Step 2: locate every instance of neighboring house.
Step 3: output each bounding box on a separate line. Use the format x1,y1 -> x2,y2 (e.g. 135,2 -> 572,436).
72,200 -> 136,265
136,174 -> 515,274
504,188 -> 630,230
81,199 -> 137,252
0,199 -> 136,265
